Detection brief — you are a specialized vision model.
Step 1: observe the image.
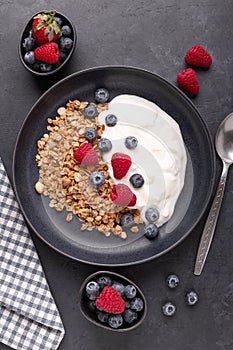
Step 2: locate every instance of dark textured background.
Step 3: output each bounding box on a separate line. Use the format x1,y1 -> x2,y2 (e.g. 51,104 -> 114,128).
1,1 -> 233,349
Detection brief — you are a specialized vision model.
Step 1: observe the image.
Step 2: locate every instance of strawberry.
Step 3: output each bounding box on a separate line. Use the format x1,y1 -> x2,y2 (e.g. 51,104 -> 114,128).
111,153 -> 132,179
185,45 -> 212,69
110,184 -> 137,206
95,286 -> 125,314
176,68 -> 200,97
32,11 -> 62,45
73,143 -> 98,166
34,42 -> 60,64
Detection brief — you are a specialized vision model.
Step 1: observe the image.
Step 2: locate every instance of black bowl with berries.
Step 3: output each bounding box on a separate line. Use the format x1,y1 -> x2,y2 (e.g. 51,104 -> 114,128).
79,271 -> 147,331
19,10 -> 76,76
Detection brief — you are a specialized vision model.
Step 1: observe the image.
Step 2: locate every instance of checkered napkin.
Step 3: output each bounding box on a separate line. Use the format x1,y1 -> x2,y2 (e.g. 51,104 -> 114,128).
0,158 -> 65,350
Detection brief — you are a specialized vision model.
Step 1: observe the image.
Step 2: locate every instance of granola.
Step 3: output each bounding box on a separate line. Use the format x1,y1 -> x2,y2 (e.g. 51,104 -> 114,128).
35,99 -> 142,239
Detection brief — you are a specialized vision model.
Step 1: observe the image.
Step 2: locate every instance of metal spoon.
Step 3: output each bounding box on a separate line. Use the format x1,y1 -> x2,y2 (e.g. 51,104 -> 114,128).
194,112 -> 233,275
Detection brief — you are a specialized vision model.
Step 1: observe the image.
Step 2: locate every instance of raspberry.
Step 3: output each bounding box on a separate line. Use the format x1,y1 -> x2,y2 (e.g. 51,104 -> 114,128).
95,286 -> 125,314
110,184 -> 137,206
176,68 -> 200,97
73,143 -> 98,166
111,153 -> 132,179
34,42 -> 60,64
185,45 -> 212,69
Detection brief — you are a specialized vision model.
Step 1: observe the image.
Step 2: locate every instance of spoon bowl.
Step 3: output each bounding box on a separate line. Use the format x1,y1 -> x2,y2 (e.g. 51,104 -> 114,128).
194,112 -> 233,275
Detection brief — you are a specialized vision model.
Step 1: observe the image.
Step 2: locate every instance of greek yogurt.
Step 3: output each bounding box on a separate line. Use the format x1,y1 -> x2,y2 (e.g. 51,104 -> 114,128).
98,95 -> 187,227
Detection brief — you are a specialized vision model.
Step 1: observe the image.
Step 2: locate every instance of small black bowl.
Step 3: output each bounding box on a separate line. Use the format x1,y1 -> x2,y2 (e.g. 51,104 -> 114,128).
79,271 -> 147,332
19,10 -> 76,76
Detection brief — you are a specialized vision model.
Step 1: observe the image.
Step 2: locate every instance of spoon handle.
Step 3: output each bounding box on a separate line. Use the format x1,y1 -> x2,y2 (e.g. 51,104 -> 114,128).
194,162 -> 229,275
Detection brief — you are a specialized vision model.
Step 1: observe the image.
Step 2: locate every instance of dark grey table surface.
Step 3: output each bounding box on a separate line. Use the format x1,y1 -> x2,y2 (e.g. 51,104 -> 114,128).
1,1 -> 233,349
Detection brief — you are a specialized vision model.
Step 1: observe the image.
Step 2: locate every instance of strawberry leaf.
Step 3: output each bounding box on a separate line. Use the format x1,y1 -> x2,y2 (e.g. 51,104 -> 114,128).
48,30 -> 54,42
35,22 -> 45,31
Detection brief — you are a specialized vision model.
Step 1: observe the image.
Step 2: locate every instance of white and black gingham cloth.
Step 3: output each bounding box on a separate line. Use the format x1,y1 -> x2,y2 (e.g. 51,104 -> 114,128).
0,158 -> 65,350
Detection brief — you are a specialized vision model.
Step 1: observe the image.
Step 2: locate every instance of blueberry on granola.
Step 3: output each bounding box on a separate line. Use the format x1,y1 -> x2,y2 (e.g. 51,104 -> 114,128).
120,213 -> 134,227
84,127 -> 98,141
105,114 -> 117,127
95,88 -> 110,103
83,105 -> 98,119
97,138 -> 112,152
89,171 -> 105,187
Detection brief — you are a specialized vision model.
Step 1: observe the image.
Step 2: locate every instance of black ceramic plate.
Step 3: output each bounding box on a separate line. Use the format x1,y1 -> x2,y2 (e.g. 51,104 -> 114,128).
13,66 -> 216,266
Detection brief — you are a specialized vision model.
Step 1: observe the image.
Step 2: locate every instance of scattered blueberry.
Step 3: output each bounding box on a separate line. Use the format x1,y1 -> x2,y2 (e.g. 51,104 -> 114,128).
95,88 -> 110,103
123,309 -> 138,323
112,282 -> 125,296
61,25 -> 72,36
144,223 -> 159,240
22,36 -> 35,51
166,274 -> 180,289
83,105 -> 98,119
86,281 -> 100,296
24,51 -> 35,65
87,300 -> 96,312
105,114 -> 117,127
89,171 -> 105,187
96,276 -> 112,289
84,127 -> 98,141
60,36 -> 73,51
129,173 -> 144,188
162,302 -> 176,316
185,290 -> 199,306
96,310 -> 109,323
108,314 -> 123,329
124,285 -> 137,299
97,138 -> 112,152
125,136 -> 138,149
130,298 -> 144,312
40,63 -> 53,72
145,207 -> 160,223
120,213 -> 134,227
54,16 -> 63,26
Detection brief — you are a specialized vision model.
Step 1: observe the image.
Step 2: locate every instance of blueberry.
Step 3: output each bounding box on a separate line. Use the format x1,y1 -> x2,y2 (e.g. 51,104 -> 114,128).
32,62 -> 40,71
84,127 -> 98,141
83,105 -> 98,119
125,300 -> 131,309
124,285 -> 137,299
89,171 -> 105,187
87,300 -> 96,312
129,173 -> 144,188
123,309 -> 138,323
86,292 -> 98,301
162,302 -> 176,316
108,314 -> 123,329
145,207 -> 160,223
144,223 -> 159,240
24,51 -> 35,65
166,274 -> 180,289
95,88 -> 110,103
60,37 -> 73,51
112,282 -> 125,296
125,136 -> 138,149
86,281 -> 100,296
120,213 -> 134,227
97,310 -> 109,323
59,51 -> 68,62
54,16 -> 63,26
61,25 -> 72,36
105,114 -> 117,127
185,290 -> 199,306
22,36 -> 35,51
40,63 -> 53,72
130,298 -> 144,312
96,276 -> 112,289
97,138 -> 112,152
